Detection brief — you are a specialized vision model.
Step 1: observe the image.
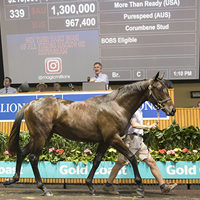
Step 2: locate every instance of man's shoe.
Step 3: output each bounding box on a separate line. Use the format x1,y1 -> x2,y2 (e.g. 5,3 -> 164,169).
161,183 -> 177,194
102,184 -> 119,195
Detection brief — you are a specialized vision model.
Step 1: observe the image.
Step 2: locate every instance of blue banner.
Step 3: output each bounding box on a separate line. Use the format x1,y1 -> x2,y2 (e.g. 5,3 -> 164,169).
0,92 -> 167,121
0,161 -> 198,179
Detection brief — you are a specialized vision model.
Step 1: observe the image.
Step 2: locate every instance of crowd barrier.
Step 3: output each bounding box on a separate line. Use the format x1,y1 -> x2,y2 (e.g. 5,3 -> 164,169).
1,107 -> 199,133
0,89 -> 199,131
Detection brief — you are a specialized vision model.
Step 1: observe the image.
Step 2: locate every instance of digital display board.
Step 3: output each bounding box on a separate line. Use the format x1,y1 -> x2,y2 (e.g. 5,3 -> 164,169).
0,0 -> 199,83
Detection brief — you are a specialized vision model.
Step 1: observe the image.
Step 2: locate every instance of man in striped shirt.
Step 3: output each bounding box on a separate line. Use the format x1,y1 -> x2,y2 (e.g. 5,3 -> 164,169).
0,77 -> 17,93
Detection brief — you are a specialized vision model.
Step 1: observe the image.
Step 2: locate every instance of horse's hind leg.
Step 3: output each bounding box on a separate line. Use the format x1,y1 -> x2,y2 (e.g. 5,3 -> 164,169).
29,138 -> 52,196
3,142 -> 32,186
110,135 -> 144,197
86,142 -> 109,195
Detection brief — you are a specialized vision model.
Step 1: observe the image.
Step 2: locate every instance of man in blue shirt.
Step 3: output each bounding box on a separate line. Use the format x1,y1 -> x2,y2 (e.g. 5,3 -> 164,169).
0,77 -> 17,93
90,62 -> 109,90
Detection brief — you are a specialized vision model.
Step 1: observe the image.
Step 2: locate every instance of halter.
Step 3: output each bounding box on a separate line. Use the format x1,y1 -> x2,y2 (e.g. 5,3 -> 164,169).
148,80 -> 171,111
147,79 -> 171,150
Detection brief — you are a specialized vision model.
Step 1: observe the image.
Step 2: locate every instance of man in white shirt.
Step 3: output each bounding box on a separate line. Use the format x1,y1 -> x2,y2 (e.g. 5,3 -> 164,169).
103,108 -> 177,195
90,62 -> 109,90
0,77 -> 17,93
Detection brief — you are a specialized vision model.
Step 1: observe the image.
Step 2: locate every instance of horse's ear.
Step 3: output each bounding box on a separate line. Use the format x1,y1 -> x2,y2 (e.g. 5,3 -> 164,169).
152,72 -> 159,81
159,73 -> 165,80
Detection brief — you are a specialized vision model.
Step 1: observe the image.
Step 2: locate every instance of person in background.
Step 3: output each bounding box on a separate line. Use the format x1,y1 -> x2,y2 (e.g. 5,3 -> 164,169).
197,102 -> 200,107
0,77 -> 17,93
103,108 -> 177,195
36,82 -> 47,92
18,82 -> 30,92
90,62 -> 109,90
54,82 -> 61,91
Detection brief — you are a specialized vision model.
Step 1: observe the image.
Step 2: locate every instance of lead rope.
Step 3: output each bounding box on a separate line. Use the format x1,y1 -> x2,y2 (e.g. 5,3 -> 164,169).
147,110 -> 160,151
157,110 -> 160,124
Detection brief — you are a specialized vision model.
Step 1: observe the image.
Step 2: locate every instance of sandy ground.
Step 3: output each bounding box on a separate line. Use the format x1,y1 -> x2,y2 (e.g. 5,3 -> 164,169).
0,184 -> 199,200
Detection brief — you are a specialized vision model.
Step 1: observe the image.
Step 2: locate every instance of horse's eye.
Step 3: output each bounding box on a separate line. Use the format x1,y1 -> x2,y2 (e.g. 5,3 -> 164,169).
157,87 -> 162,91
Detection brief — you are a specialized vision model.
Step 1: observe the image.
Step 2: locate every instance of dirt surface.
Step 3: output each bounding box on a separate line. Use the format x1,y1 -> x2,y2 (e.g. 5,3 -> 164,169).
0,184 -> 199,200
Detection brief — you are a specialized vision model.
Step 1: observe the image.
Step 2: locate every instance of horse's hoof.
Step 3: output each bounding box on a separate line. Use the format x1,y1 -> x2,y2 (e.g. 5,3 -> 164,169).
136,187 -> 145,197
3,179 -> 11,186
44,191 -> 53,196
89,191 -> 97,196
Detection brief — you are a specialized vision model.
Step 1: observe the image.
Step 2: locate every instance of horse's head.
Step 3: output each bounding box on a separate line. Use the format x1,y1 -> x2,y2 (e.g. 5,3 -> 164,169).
148,72 -> 176,116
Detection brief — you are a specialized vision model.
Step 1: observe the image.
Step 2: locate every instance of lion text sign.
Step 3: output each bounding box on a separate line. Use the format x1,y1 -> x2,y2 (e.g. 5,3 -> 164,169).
0,161 -> 198,179
0,92 -> 167,122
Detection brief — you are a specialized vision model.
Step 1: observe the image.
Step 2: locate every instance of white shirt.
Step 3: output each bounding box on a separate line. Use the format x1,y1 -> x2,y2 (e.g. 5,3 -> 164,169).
0,86 -> 17,93
126,108 -> 143,136
91,73 -> 109,90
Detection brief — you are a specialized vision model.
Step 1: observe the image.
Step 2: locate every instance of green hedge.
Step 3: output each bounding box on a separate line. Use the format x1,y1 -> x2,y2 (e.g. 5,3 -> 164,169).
143,119 -> 200,150
1,119 -> 200,163
142,119 -> 200,162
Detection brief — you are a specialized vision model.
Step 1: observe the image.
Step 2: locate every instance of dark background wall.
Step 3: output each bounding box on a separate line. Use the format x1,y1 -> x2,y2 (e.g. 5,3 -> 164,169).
0,30 -> 200,108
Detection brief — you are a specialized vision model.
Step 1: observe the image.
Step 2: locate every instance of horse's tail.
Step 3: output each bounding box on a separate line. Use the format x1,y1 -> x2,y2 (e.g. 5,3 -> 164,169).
8,105 -> 27,156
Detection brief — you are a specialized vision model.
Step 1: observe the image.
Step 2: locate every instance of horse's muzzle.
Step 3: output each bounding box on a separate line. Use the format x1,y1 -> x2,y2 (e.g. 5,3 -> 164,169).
169,108 -> 176,116
163,107 -> 176,116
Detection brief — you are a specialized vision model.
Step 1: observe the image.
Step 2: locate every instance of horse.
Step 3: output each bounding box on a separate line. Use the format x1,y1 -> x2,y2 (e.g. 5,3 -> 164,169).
3,72 -> 176,197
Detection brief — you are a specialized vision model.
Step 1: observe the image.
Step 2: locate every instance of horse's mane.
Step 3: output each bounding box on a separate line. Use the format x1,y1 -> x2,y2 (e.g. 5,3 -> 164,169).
93,80 -> 149,102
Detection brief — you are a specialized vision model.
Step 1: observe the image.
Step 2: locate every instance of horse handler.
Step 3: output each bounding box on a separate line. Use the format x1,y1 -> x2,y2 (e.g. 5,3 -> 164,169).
103,108 -> 177,195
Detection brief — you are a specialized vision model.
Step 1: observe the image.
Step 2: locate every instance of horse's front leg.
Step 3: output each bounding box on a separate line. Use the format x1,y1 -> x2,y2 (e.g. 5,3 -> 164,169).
110,135 -> 144,197
86,142 -> 109,195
